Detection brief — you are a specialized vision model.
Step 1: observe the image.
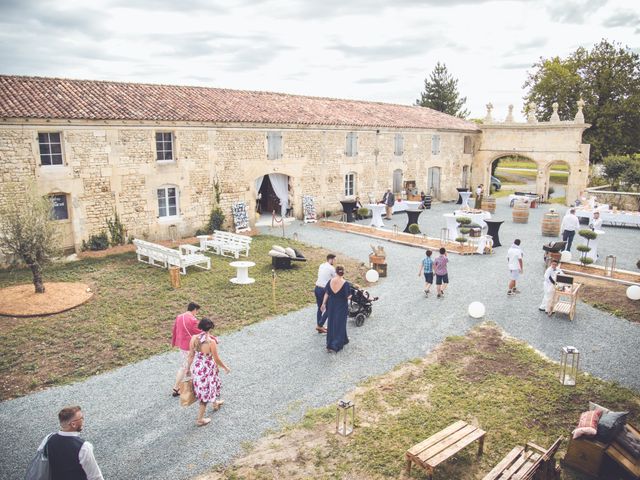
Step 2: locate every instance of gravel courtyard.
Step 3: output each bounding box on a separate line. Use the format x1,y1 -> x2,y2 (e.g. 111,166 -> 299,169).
0,197 -> 638,480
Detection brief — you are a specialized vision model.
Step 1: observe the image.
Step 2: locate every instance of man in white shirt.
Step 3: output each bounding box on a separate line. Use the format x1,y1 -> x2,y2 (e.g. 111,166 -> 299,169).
560,208 -> 580,251
38,405 -> 104,480
589,211 -> 603,231
314,254 -> 336,333
507,239 -> 523,296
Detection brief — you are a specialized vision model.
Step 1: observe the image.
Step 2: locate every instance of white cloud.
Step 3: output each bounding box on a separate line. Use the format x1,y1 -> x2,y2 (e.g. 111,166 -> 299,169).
0,0 -> 637,121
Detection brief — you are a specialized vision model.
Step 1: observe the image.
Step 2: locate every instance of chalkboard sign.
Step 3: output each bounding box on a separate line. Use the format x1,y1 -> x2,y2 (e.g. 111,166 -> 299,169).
50,194 -> 69,220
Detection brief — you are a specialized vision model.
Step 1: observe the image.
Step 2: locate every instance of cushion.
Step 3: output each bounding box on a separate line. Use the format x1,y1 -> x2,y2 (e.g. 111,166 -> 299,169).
589,401 -> 610,415
272,245 -> 286,254
572,409 -> 603,439
615,425 -> 640,459
293,248 -> 305,260
284,247 -> 296,258
595,410 -> 628,443
268,249 -> 288,258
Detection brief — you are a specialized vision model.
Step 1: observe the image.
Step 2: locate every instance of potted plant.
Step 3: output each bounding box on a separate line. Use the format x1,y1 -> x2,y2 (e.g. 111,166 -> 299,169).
577,229 -> 597,266
455,216 -> 472,251
357,207 -> 370,219
408,223 -> 421,235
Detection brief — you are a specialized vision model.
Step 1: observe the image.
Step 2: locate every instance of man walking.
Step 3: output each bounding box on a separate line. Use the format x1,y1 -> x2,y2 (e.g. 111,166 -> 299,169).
434,247 -> 449,298
561,208 -> 580,251
314,254 -> 336,333
37,405 -> 104,480
171,302 -> 201,397
507,239 -> 523,296
418,249 -> 434,297
382,188 -> 395,220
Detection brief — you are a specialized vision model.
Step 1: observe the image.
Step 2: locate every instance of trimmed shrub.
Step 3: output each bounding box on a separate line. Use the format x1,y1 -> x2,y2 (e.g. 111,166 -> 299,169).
82,231 -> 109,251
578,229 -> 598,241
408,223 -> 421,234
357,207 -> 370,218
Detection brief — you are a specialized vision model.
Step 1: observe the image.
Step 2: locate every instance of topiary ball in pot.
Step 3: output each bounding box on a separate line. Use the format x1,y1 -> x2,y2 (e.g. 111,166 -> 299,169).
408,223 -> 421,234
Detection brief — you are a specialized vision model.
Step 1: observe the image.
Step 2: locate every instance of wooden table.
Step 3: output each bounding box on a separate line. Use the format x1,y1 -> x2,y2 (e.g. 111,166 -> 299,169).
552,283 -> 581,320
406,420 -> 486,479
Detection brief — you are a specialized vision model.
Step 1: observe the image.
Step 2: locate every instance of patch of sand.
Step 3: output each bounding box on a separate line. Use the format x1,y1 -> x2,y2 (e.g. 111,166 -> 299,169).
0,282 -> 93,317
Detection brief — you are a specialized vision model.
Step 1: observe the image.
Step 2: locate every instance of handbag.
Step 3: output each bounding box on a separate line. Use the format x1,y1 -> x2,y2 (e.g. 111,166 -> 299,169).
24,433 -> 54,480
179,377 -> 196,407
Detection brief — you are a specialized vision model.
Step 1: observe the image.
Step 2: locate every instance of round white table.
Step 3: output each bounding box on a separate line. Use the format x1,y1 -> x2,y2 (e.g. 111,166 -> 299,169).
367,203 -> 386,228
459,191 -> 472,209
229,261 -> 256,284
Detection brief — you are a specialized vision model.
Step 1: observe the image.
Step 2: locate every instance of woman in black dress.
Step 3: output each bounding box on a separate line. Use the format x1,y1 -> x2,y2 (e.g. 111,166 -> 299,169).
321,265 -> 351,352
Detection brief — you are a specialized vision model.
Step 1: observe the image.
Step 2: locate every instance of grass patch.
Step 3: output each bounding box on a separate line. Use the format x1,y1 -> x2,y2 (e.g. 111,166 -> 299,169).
549,196 -> 567,204
205,324 -> 640,480
0,235 -> 368,400
498,160 -> 569,171
491,189 -> 512,199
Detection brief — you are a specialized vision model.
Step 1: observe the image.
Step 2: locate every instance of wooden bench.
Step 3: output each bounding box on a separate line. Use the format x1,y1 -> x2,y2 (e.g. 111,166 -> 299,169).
482,437 -> 562,480
197,231 -> 252,259
406,420 -> 486,479
133,239 -> 211,275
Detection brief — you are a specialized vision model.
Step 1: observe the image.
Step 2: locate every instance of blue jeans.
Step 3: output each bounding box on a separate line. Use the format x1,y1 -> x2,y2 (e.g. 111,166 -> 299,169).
562,229 -> 576,251
314,286 -> 328,327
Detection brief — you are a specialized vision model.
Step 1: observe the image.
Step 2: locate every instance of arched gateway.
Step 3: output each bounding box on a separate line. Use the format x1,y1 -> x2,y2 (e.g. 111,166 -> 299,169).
472,102 -> 590,205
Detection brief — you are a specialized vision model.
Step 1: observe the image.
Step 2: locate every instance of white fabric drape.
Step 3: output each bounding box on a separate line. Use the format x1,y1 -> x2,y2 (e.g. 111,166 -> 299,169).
268,173 -> 288,216
255,176 -> 264,195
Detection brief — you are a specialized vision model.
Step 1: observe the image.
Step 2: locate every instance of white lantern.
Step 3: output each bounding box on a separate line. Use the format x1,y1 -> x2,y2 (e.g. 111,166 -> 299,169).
626,285 -> 640,301
560,250 -> 572,262
468,302 -> 485,319
365,269 -> 379,283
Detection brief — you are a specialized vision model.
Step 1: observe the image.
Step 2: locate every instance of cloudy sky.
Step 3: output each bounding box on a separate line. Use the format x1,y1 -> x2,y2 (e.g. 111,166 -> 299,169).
0,0 -> 638,120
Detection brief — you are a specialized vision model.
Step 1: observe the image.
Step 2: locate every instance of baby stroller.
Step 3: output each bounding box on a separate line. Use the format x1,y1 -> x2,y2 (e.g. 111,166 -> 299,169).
348,284 -> 378,327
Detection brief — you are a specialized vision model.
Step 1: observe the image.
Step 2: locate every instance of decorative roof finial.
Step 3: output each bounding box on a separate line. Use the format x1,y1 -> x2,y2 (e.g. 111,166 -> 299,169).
505,104 -> 514,123
527,102 -> 538,123
574,98 -> 585,123
484,102 -> 493,123
550,102 -> 560,123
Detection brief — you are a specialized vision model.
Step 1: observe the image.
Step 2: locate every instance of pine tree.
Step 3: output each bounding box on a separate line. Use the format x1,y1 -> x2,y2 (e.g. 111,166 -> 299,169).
416,62 -> 469,118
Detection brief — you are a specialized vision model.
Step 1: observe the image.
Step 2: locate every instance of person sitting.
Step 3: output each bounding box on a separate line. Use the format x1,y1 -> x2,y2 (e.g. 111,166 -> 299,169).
353,196 -> 364,220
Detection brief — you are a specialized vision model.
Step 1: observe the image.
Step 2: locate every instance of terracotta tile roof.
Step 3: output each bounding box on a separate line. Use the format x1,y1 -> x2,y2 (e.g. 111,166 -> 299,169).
0,75 -> 479,132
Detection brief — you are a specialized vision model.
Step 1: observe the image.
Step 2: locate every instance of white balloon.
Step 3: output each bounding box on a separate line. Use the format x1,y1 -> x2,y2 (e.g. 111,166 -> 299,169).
560,250 -> 572,262
468,301 -> 486,319
365,269 -> 379,283
626,285 -> 640,301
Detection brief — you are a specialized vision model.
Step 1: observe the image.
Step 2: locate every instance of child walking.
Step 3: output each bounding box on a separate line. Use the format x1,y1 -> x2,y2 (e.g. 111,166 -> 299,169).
418,249 -> 434,297
434,247 -> 449,298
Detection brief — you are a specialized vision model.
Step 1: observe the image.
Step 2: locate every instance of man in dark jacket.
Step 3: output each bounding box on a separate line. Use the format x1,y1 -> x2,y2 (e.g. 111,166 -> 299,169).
382,188 -> 395,220
38,406 -> 104,480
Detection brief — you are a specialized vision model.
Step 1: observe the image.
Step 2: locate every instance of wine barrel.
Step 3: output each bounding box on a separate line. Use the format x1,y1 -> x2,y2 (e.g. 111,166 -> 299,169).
512,201 -> 529,223
481,197 -> 496,213
423,195 -> 432,210
542,211 -> 560,236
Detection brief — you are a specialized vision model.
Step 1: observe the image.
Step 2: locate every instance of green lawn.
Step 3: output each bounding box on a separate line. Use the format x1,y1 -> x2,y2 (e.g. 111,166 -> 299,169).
211,324 -> 640,480
0,235 -> 367,400
498,159 -> 569,171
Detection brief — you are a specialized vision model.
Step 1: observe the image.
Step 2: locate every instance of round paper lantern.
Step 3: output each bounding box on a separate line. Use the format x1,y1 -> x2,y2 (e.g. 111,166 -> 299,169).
626,285 -> 640,301
468,301 -> 485,319
365,269 -> 379,283
560,250 -> 572,262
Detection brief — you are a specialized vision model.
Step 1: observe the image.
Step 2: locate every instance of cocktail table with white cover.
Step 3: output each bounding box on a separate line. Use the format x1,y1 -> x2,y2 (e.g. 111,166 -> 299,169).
229,261 -> 256,284
459,191 -> 472,209
443,210 -> 491,240
367,203 -> 386,228
392,200 -> 423,213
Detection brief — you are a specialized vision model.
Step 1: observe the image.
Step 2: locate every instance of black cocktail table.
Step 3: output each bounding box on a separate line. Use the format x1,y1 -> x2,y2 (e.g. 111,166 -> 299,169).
484,219 -> 504,247
456,187 -> 470,205
403,209 -> 423,233
339,200 -> 357,222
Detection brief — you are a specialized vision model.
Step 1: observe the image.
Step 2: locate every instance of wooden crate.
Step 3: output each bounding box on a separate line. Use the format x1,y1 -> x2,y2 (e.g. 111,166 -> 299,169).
373,263 -> 387,277
563,437 -> 609,477
369,254 -> 386,264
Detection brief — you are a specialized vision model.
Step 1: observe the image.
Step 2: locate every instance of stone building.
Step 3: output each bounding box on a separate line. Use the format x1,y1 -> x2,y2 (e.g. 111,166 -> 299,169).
0,76 -> 590,253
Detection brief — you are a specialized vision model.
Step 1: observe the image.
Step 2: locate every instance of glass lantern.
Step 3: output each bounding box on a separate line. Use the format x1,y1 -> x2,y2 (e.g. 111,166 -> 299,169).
336,400 -> 355,436
559,346 -> 579,386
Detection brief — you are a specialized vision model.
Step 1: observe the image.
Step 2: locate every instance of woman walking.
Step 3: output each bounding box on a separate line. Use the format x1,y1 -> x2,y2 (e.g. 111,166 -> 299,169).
187,318 -> 230,426
321,265 -> 352,353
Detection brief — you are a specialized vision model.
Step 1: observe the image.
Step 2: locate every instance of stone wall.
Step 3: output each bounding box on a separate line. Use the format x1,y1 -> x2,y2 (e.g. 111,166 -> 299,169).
0,121 -> 479,250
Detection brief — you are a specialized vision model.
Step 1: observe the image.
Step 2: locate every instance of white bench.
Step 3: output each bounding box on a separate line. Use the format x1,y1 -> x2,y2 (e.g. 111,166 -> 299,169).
197,231 -> 252,259
133,239 -> 211,275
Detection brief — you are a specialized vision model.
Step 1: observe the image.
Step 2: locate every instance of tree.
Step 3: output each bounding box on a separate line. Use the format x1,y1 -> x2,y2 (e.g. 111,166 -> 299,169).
416,62 -> 469,118
0,183 -> 61,293
523,39 -> 640,161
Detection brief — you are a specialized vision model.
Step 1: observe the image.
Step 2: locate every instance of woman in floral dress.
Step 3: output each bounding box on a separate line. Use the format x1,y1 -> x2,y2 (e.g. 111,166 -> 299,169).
187,318 -> 230,426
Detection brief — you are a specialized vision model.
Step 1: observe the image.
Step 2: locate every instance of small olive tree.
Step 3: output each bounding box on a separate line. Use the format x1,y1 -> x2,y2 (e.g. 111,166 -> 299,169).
0,184 -> 60,293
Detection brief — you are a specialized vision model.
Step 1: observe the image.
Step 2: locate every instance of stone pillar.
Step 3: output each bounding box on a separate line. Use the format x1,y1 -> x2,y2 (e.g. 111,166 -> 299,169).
574,99 -> 585,123
484,103 -> 493,123
550,102 -> 560,123
505,104 -> 514,123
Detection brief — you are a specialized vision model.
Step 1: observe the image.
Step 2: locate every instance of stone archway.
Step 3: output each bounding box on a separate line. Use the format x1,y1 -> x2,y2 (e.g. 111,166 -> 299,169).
472,105 -> 590,206
489,154 -> 540,195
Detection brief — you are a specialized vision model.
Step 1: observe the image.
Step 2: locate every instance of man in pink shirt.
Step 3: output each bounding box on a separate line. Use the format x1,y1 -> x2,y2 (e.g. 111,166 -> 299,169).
171,302 -> 201,396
